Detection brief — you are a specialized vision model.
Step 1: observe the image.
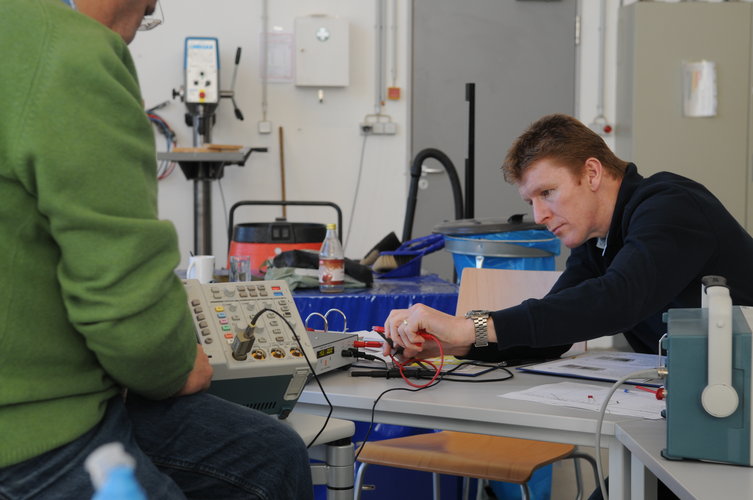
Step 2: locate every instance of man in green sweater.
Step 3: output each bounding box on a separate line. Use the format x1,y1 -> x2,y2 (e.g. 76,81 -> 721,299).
0,1 -> 313,498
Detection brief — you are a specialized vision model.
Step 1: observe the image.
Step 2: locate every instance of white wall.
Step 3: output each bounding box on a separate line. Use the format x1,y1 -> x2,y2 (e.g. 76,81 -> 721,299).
130,0 -> 411,269
577,0 -> 639,351
130,0 -> 624,270
577,0 -> 634,151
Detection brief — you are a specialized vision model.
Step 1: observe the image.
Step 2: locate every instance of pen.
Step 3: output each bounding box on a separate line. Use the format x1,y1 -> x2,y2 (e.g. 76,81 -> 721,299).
634,385 -> 658,395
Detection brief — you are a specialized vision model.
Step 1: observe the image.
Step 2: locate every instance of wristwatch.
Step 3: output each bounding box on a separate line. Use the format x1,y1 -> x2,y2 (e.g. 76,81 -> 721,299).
464,310 -> 491,348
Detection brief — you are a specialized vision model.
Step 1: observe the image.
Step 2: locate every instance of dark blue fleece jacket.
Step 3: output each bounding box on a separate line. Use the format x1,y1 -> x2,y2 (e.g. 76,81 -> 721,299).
480,164 -> 753,357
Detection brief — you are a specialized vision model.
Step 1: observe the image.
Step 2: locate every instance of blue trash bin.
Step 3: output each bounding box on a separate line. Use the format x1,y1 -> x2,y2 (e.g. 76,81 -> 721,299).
434,215 -> 560,279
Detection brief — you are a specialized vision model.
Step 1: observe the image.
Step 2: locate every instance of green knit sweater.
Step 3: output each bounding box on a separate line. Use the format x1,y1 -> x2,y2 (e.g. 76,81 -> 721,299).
0,0 -> 196,467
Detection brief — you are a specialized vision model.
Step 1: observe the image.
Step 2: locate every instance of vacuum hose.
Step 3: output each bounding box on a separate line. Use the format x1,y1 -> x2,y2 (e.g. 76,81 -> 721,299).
402,148 -> 464,242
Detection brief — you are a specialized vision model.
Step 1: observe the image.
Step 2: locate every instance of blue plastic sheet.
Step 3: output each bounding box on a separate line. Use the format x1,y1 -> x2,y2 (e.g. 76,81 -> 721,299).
293,274 -> 458,332
490,464 -> 553,500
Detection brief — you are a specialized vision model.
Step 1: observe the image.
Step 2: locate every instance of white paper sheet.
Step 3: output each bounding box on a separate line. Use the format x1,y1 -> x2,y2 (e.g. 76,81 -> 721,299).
683,60 -> 717,118
500,381 -> 665,419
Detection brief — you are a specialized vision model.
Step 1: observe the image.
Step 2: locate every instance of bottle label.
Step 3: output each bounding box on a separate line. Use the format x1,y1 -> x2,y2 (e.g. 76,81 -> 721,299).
319,258 -> 345,286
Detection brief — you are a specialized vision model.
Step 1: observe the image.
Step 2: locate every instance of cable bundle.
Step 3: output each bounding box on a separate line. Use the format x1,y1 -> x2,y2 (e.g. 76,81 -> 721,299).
145,103 -> 177,180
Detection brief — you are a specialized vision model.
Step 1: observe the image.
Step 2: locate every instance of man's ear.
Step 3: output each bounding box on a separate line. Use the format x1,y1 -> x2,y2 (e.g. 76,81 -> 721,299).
583,157 -> 604,192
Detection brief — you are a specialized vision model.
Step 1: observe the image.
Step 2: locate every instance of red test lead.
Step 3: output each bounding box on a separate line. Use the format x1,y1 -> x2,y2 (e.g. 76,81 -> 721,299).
353,340 -> 383,348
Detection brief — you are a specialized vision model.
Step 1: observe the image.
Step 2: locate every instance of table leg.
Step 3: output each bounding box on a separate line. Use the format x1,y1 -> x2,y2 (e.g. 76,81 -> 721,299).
608,439 -> 631,500
630,453 -> 657,500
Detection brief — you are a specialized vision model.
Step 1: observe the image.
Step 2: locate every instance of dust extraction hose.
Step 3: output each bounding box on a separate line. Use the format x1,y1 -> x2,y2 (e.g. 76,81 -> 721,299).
402,148 -> 464,242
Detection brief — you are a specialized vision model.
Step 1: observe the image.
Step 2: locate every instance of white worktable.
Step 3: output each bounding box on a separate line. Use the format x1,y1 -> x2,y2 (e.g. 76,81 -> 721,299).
615,419 -> 753,500
298,368 -> 655,500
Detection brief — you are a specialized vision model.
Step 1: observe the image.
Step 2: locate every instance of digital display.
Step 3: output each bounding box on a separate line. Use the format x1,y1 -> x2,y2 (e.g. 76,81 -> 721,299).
316,346 -> 335,359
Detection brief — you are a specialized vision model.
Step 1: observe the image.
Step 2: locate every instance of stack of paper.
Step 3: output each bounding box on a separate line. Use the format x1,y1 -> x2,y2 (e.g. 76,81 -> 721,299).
517,351 -> 665,387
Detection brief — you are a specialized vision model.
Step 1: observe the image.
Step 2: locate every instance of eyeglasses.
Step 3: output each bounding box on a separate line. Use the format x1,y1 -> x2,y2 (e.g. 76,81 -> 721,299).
138,1 -> 164,31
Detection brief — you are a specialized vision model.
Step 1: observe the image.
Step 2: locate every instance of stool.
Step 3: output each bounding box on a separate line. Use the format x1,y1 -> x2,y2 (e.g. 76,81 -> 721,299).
282,411 -> 356,500
354,430 -> 599,500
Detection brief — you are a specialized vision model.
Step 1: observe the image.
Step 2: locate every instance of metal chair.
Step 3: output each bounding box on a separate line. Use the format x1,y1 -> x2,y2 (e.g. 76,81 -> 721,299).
283,410 -> 356,500
354,430 -> 598,500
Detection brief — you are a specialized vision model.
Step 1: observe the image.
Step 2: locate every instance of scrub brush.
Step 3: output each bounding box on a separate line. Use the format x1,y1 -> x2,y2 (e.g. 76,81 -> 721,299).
361,232 -> 401,267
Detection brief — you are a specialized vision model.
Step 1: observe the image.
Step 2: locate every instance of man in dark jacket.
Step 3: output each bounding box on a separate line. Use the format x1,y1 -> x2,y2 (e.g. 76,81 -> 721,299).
383,113 -> 753,362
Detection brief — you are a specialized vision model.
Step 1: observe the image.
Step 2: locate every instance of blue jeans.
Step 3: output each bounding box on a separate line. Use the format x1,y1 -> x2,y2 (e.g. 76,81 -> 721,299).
0,393 -> 313,499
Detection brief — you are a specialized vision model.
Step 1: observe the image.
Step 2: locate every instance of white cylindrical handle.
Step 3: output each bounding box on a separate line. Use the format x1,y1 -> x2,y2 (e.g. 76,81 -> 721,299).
703,283 -> 738,418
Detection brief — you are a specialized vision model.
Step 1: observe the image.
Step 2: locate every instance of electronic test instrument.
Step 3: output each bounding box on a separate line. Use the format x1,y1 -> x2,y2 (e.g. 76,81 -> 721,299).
663,276 -> 753,465
184,279 -> 315,419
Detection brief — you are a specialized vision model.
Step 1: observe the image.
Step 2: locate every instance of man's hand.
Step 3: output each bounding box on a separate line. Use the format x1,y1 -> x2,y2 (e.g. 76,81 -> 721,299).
174,344 -> 213,396
382,304 -> 476,359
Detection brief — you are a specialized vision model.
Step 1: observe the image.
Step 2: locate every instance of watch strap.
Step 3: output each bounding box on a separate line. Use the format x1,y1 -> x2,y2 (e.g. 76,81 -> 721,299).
465,310 -> 490,348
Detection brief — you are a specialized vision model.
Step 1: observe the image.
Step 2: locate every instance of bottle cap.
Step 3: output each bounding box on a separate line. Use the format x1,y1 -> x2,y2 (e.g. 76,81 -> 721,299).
326,223 -> 337,230
85,442 -> 136,490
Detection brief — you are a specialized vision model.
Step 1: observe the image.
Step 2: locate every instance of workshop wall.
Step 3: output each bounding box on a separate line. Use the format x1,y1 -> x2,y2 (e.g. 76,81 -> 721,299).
130,0 -> 635,271
130,0 -> 411,269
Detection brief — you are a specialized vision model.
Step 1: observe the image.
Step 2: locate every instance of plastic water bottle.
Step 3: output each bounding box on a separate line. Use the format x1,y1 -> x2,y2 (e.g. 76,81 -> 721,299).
85,442 -> 146,500
319,223 -> 345,293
